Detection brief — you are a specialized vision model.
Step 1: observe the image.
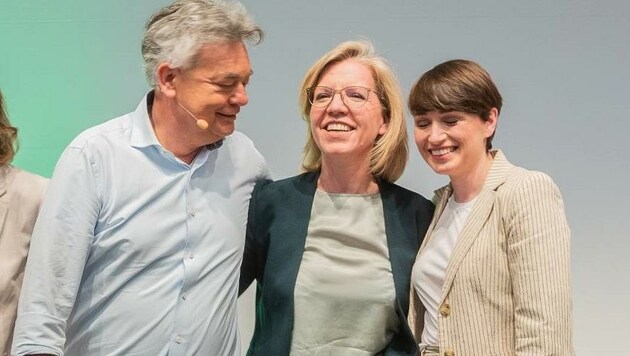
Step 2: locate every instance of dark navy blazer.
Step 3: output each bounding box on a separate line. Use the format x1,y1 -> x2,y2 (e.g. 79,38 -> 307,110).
240,172 -> 434,355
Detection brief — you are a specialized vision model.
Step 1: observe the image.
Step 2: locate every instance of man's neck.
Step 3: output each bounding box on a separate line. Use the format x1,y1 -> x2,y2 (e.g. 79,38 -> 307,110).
149,93 -> 213,164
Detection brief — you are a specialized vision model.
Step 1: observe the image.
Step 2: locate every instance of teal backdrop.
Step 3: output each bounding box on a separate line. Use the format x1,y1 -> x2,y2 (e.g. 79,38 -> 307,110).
1,1 -> 170,176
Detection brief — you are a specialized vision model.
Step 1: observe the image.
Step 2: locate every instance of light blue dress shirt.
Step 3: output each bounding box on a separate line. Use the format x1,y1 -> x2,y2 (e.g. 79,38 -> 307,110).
12,92 -> 269,356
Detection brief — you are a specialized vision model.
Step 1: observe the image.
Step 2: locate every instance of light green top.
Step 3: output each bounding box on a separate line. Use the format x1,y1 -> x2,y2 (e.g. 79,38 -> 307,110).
290,190 -> 399,355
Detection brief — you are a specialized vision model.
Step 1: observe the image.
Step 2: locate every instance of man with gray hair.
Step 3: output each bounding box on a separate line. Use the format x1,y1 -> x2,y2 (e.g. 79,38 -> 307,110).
12,1 -> 267,355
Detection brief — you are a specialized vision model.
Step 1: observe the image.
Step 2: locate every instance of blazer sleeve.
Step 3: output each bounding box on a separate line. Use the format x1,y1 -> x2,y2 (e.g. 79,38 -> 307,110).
504,172 -> 574,355
239,178 -> 273,295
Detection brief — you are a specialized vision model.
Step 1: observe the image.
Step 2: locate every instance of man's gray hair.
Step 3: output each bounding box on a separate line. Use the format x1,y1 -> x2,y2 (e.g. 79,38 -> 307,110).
141,0 -> 263,86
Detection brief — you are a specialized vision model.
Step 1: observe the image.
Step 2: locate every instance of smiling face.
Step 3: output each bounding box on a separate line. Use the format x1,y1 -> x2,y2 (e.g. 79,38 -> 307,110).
309,59 -> 387,164
171,41 -> 252,143
413,109 -> 497,180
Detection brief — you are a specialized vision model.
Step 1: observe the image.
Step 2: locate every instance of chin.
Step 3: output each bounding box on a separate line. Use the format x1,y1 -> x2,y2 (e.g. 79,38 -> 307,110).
320,149 -> 347,157
427,162 -> 452,176
433,168 -> 451,176
215,127 -> 235,138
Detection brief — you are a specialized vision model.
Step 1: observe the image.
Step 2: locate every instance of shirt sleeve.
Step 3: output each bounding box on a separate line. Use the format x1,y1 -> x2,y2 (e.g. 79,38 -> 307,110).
505,172 -> 574,355
257,150 -> 271,181
12,146 -> 101,356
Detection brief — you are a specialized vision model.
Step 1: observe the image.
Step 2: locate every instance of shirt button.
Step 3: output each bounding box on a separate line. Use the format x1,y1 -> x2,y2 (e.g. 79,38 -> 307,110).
182,294 -> 187,300
175,335 -> 183,344
439,303 -> 451,316
444,348 -> 455,356
188,252 -> 194,259
189,211 -> 196,218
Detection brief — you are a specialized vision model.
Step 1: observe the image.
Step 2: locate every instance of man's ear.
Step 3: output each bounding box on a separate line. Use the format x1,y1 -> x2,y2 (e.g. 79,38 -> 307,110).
155,63 -> 178,98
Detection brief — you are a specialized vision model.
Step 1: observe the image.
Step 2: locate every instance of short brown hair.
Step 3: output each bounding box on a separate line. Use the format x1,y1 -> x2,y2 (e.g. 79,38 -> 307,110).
0,90 -> 18,165
298,40 -> 408,182
408,59 -> 502,150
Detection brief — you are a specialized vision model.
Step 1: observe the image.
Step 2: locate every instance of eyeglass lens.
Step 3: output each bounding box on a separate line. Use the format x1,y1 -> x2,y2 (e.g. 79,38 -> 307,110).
309,86 -> 372,107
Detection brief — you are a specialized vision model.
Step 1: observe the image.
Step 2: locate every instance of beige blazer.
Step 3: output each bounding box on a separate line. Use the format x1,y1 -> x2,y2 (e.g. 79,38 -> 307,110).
0,165 -> 47,356
409,150 -> 574,356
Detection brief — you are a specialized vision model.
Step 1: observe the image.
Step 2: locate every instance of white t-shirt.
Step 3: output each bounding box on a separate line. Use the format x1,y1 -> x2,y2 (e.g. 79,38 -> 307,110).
411,195 -> 477,347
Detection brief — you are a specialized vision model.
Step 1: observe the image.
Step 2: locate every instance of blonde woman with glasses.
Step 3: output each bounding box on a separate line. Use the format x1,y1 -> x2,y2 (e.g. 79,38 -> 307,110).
240,40 -> 434,355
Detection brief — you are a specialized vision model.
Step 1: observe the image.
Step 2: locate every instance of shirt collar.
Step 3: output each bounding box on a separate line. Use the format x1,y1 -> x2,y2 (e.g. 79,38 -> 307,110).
129,90 -> 224,152
130,91 -> 160,149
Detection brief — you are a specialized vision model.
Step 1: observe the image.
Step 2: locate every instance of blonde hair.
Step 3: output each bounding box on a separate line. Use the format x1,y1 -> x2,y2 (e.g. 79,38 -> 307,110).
0,90 -> 18,165
298,40 -> 408,182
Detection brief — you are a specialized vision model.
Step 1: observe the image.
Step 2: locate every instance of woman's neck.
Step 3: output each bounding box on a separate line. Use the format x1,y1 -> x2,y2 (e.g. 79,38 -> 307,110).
450,151 -> 494,203
317,157 -> 379,194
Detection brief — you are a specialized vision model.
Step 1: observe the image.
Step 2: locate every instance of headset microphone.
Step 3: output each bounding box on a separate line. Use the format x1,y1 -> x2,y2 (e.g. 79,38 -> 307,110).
177,100 -> 209,130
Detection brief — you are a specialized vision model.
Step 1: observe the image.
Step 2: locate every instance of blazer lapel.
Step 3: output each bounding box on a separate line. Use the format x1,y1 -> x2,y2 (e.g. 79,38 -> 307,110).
441,189 -> 496,295
0,201 -> 7,234
282,172 -> 319,292
441,150 -> 514,297
0,166 -> 10,231
418,185 -> 451,253
379,181 -> 423,312
0,165 -> 9,200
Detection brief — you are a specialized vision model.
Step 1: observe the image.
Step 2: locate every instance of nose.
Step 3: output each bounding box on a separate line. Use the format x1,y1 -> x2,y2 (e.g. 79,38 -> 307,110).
326,92 -> 348,114
229,83 -> 249,106
427,124 -> 446,143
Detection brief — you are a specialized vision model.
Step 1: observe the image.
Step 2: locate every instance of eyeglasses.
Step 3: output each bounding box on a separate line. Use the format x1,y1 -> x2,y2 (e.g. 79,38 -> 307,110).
307,86 -> 380,108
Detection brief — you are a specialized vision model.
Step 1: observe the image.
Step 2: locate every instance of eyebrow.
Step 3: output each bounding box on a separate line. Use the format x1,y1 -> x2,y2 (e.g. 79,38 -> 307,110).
213,70 -> 254,81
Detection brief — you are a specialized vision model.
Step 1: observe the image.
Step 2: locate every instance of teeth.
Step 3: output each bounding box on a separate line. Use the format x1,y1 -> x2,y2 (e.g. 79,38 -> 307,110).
326,123 -> 351,132
432,148 -> 454,155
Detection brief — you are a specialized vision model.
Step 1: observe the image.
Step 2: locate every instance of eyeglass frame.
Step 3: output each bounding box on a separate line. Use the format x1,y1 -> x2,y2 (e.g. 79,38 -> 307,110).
306,85 -> 384,108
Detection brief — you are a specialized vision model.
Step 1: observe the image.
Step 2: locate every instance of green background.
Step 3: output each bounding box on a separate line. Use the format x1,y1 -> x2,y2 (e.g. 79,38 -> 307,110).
1,1 -> 169,176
